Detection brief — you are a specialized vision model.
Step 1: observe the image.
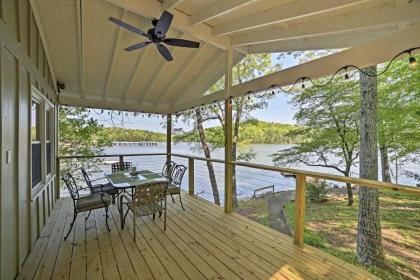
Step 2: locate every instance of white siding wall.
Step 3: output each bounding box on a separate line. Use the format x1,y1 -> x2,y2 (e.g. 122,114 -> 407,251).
0,1 -> 57,279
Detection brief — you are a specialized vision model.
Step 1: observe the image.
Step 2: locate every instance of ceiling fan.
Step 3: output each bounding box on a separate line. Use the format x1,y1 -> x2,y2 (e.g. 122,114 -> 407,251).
109,10 -> 200,61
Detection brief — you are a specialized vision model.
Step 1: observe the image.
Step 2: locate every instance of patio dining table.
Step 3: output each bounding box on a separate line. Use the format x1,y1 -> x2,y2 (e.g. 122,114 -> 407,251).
106,169 -> 168,191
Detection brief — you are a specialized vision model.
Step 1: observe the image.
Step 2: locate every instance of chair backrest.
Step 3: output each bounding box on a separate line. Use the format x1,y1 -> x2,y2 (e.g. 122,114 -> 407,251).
62,172 -> 81,200
172,164 -> 187,186
132,182 -> 168,211
162,161 -> 176,179
80,167 -> 94,193
111,161 -> 132,172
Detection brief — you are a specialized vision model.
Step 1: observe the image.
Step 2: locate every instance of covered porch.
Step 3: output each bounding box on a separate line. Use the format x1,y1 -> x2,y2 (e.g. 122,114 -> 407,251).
1,0 -> 420,279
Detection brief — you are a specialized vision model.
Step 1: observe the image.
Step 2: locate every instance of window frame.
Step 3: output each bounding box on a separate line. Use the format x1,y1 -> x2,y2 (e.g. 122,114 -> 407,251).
31,86 -> 55,195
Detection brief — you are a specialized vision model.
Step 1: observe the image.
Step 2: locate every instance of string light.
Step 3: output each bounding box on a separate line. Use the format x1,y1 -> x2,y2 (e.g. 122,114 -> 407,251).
409,53 -> 417,69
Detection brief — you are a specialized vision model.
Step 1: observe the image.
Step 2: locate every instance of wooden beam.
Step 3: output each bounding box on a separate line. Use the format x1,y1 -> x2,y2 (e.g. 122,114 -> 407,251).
105,0 -> 231,50
190,0 -> 253,25
231,1 -> 420,46
122,48 -> 147,102
137,32 -> 182,103
76,0 -> 85,98
294,174 -> 306,247
213,0 -> 368,36
155,43 -> 209,103
166,114 -> 172,165
169,22 -> 420,113
224,48 -> 233,214
103,9 -> 127,100
163,0 -> 185,10
247,27 -> 400,53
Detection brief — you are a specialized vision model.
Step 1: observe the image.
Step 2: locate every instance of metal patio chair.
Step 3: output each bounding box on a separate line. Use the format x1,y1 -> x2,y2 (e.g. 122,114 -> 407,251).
81,167 -> 119,203
111,161 -> 132,172
167,164 -> 187,210
119,181 -> 168,240
62,172 -> 111,240
161,160 -> 176,179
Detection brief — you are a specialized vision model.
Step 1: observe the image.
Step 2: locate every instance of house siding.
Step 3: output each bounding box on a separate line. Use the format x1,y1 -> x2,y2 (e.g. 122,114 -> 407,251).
0,1 -> 58,279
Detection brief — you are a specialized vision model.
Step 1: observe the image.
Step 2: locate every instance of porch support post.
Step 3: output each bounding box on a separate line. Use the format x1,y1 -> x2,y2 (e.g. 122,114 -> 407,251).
294,174 -> 307,246
224,48 -> 233,213
166,114 -> 172,165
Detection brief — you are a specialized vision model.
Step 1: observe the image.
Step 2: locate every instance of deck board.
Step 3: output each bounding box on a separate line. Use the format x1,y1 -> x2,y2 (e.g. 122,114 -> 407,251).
17,194 -> 378,280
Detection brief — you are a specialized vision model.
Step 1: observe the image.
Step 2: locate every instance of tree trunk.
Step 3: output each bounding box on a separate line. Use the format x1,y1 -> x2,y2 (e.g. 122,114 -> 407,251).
379,144 -> 391,183
195,109 -> 221,205
356,66 -> 385,267
232,141 -> 238,207
344,169 -> 354,206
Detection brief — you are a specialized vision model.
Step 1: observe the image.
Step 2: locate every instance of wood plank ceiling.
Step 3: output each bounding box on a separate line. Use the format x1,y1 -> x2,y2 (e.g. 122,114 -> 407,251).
32,0 -> 420,114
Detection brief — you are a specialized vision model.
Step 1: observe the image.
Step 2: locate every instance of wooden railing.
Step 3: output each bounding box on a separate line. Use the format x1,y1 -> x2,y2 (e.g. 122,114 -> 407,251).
57,153 -> 420,247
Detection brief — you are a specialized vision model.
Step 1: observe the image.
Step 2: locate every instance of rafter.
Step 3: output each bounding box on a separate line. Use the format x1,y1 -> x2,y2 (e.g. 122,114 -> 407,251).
213,0 -> 368,36
171,23 -> 420,113
155,43 -> 209,103
247,27 -> 400,53
105,0 -> 231,49
190,0 -> 253,25
231,1 -> 420,46
137,32 -> 183,103
163,0 -> 185,10
103,9 -> 127,100
122,48 -> 147,102
174,51 -> 244,104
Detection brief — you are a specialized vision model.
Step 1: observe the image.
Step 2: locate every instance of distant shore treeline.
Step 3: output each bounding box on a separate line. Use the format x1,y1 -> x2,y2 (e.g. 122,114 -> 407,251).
105,120 -> 296,144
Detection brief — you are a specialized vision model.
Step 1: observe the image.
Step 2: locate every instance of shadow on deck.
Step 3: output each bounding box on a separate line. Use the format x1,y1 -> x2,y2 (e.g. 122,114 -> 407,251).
17,193 -> 377,279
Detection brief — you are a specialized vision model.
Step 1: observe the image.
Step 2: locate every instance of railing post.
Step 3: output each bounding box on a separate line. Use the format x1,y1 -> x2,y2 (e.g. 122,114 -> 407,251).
119,155 -> 124,171
294,174 -> 306,246
55,157 -> 60,200
188,158 -> 194,195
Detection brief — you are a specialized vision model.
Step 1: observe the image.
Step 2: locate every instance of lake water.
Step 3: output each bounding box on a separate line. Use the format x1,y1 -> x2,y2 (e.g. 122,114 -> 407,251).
103,142 -> 419,203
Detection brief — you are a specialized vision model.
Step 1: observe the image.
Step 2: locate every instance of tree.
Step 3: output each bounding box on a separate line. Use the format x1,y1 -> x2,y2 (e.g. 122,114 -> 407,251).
378,55 -> 420,183
272,77 -> 360,206
176,53 -> 278,207
356,66 -> 385,267
59,106 -> 111,172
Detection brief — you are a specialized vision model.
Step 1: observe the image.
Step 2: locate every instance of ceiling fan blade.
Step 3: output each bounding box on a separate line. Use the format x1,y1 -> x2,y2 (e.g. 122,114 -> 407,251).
164,38 -> 200,48
124,41 -> 151,51
155,11 -> 173,39
108,17 -> 149,38
157,44 -> 173,61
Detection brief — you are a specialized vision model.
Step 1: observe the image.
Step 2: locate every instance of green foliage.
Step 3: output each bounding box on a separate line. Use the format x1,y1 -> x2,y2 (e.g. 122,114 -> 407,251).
306,181 -> 328,203
59,106 -> 112,173
272,76 -> 360,176
378,54 -> 420,162
174,119 -> 296,144
104,127 -> 166,142
59,106 -> 111,157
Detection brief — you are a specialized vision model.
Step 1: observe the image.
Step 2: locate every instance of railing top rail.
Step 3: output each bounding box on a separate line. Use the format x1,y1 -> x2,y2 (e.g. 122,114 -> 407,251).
57,152 -> 420,195
57,153 -> 167,159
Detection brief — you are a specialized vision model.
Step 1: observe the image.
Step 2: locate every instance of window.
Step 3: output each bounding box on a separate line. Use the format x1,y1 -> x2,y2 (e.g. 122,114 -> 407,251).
46,109 -> 52,174
32,101 -> 42,187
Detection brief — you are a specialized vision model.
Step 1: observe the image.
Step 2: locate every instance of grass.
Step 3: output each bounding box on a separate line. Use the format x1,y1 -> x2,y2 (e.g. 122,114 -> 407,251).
284,190 -> 420,280
235,196 -> 270,226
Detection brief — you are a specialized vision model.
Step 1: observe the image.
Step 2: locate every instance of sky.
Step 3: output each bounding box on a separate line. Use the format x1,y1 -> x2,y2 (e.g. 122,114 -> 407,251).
90,53 -> 301,133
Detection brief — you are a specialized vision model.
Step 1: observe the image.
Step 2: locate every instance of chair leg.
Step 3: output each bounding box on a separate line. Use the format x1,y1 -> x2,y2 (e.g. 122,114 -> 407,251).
105,207 -> 110,232
178,193 -> 185,210
133,212 -> 136,241
164,199 -> 167,231
170,194 -> 175,203
85,210 -> 92,220
64,213 -> 77,240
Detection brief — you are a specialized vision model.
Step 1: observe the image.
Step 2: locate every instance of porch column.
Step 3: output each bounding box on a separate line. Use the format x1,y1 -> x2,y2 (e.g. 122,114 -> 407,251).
224,48 -> 233,213
166,114 -> 172,165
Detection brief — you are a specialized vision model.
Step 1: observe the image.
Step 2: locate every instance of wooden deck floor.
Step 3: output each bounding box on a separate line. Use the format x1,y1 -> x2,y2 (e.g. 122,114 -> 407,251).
17,194 -> 377,280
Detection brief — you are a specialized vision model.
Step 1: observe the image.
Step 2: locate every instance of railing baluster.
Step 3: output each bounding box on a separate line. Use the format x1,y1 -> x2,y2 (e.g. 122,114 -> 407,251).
188,158 -> 194,195
294,174 -> 306,247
